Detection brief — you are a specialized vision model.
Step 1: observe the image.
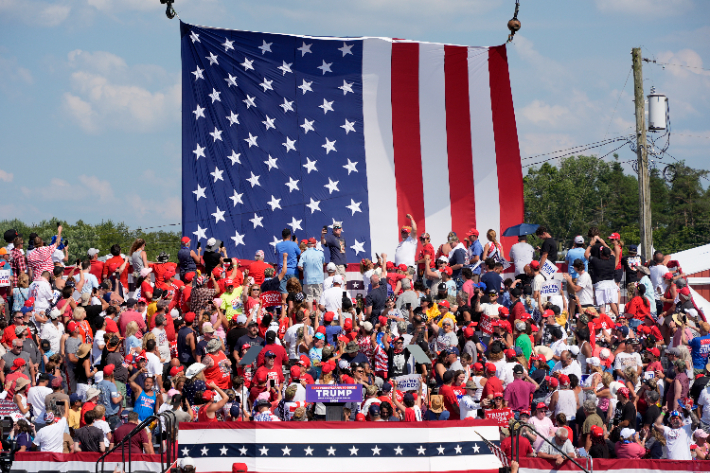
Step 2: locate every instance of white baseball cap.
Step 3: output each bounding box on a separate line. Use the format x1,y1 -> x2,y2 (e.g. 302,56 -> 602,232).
333,275 -> 344,285
87,248 -> 100,257
574,235 -> 584,244
180,457 -> 196,469
586,357 -> 601,367
326,262 -> 337,272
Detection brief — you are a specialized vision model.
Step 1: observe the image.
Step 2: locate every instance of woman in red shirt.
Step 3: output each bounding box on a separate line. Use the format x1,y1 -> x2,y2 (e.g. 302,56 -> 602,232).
197,383 -> 229,422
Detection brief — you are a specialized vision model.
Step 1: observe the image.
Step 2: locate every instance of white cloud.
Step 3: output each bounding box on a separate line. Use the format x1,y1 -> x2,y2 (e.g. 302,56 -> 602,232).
78,175 -> 115,203
0,169 -> 13,183
520,100 -> 571,126
0,53 -> 34,95
594,0 -> 693,16
520,133 -> 577,161
86,0 -> 161,12
63,49 -> 180,133
0,0 -> 71,27
21,175 -> 115,203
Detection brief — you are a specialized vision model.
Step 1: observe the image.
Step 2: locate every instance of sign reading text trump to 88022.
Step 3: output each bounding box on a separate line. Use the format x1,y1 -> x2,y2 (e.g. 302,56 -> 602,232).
0,270 -> 10,287
305,384 -> 362,403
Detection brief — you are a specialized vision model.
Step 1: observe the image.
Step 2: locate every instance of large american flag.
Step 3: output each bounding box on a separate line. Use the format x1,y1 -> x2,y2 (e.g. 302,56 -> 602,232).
181,22 -> 523,262
178,420 -> 504,473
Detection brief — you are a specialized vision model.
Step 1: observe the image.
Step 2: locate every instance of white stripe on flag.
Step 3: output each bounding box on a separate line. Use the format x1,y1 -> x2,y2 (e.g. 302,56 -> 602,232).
467,47 -> 500,236
189,454 -> 503,473
363,38 -> 398,258
419,42 -> 452,248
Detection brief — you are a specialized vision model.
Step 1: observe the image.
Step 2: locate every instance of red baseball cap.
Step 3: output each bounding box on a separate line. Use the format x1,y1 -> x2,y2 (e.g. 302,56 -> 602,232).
321,362 -> 335,374
646,347 -> 661,358
439,300 -> 450,309
546,376 -> 559,388
543,309 -> 555,317
397,264 -> 407,272
400,226 -> 411,234
378,316 -> 388,326
530,261 -> 540,270
608,232 -> 620,240
463,327 -> 475,339
316,326 -> 326,335
498,307 -> 509,316
67,321 -> 79,333
485,363 -> 497,373
181,236 -> 191,244
520,313 -> 532,321
663,272 -> 674,280
170,365 -> 185,377
308,237 -> 317,245
24,298 -> 35,308
355,413 -> 367,421
473,362 -> 484,372
679,287 -> 690,297
290,365 -> 301,380
224,279 -> 234,286
103,364 -> 115,376
299,355 -> 311,367
591,425 -> 604,437
617,387 -> 631,398
386,261 -> 395,270
441,266 -> 452,276
530,324 -> 539,332
558,374 -> 571,385
343,319 -> 353,331
184,312 -> 196,323
212,267 -> 223,277
255,371 -> 268,384
202,390 -> 216,401
164,268 -> 176,278
324,312 -> 335,323
504,348 -> 516,358
536,402 -> 548,410
466,228 -> 479,237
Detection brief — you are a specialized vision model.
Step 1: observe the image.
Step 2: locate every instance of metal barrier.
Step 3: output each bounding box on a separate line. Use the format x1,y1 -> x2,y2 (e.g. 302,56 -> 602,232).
95,411 -> 178,473
511,420 -> 592,473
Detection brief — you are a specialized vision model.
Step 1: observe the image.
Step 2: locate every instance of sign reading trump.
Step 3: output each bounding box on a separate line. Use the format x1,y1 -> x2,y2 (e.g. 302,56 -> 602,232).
306,384 -> 362,403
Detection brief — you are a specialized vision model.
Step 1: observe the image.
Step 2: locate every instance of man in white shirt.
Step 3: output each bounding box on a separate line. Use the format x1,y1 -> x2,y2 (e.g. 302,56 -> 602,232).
551,351 -> 582,380
323,263 -> 337,292
318,276 -> 349,315
33,399 -> 70,452
29,271 -> 53,314
283,312 -> 313,361
613,340 -> 643,381
27,374 -> 53,429
77,260 -> 100,295
394,214 -> 418,267
649,251 -> 671,312
508,236 -> 535,276
654,410 -> 694,460
564,259 -> 594,313
144,339 -> 164,389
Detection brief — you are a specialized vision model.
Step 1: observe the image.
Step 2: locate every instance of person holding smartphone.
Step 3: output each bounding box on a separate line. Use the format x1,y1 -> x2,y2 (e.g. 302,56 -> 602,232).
253,350 -> 284,391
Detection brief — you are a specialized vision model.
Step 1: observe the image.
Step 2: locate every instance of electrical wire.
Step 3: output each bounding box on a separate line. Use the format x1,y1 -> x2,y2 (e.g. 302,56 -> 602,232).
604,66 -> 633,140
522,136 -> 633,168
522,136 -> 630,161
643,58 -> 710,72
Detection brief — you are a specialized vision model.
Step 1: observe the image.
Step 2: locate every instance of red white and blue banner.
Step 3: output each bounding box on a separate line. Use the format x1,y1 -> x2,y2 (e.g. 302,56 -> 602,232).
12,452 -> 164,472
178,420 -> 503,473
519,457 -> 706,473
180,22 -> 524,262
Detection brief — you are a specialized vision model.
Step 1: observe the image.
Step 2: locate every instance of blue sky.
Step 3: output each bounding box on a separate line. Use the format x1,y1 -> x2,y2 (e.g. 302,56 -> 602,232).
0,0 -> 708,230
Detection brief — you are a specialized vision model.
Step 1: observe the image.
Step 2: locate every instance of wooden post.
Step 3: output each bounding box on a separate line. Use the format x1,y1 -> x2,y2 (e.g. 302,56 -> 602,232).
632,48 -> 653,261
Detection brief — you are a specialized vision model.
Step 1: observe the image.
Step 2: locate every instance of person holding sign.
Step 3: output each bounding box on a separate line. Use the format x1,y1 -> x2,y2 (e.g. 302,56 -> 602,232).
391,379 -> 422,421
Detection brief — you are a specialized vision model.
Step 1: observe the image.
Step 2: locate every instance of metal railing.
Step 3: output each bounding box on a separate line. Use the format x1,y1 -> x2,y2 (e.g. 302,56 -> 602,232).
95,411 -> 178,473
511,420 -> 593,473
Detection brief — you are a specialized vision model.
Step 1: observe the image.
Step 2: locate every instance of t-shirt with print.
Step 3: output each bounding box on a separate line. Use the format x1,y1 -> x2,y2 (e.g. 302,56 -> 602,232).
613,352 -> 642,375
220,287 -> 245,321
688,335 -> 710,370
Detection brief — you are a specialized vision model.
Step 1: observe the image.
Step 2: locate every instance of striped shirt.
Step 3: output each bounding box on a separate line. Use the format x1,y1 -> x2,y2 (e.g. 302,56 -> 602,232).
27,245 -> 57,281
10,248 -> 27,288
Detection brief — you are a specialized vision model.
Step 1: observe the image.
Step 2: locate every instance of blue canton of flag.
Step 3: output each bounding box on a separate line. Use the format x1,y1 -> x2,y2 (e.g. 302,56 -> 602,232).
181,22 -> 369,263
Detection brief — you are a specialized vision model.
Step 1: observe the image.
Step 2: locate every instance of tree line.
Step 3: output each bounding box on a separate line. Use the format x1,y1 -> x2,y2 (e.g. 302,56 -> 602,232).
2,155 -> 708,263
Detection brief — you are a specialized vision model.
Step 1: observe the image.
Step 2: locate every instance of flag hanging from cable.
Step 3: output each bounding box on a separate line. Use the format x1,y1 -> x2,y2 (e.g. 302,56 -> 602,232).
181,22 -> 523,262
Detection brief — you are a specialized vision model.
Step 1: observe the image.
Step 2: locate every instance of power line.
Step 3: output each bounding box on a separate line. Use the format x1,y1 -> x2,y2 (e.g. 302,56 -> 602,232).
643,58 -> 710,72
522,136 -> 633,168
604,66 -> 633,140
522,136 -> 629,161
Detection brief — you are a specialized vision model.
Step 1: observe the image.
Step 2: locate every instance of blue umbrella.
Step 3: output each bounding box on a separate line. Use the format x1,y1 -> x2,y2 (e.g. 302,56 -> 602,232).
502,223 -> 539,237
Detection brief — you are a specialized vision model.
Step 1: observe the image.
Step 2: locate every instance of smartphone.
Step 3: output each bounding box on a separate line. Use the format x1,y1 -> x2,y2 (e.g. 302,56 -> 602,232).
63,239 -> 69,247
269,379 -> 275,389
56,221 -> 60,228
405,303 -> 412,311
197,241 -> 201,249
323,226 -> 328,232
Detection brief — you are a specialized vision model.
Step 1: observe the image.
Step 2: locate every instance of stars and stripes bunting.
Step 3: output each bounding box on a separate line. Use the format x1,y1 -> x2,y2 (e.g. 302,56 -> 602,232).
178,420 -> 503,473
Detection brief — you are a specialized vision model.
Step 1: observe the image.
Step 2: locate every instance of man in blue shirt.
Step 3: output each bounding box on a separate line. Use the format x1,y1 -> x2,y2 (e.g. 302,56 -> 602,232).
465,229 -> 484,282
321,222 -> 347,276
298,238 -> 325,304
274,228 -> 301,295
688,322 -> 710,374
481,259 -> 504,294
565,236 -> 587,279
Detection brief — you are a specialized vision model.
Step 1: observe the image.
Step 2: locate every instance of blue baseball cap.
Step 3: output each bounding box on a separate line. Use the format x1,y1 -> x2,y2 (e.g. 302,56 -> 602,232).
314,332 -> 325,341
368,404 -> 381,417
447,347 -> 460,356
230,403 -> 241,418
264,350 -> 276,358
20,307 -> 33,314
628,244 -> 638,252
476,282 -> 487,290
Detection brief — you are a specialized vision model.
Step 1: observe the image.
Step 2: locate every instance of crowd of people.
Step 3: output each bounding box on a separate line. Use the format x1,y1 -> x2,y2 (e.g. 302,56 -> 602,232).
0,218 -> 707,465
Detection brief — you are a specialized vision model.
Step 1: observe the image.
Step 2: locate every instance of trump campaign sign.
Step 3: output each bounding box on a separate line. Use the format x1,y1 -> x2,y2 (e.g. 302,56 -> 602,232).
306,384 -> 362,403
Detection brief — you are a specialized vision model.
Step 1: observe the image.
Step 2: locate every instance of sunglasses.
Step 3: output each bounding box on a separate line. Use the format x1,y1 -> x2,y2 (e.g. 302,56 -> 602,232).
355,369 -> 364,373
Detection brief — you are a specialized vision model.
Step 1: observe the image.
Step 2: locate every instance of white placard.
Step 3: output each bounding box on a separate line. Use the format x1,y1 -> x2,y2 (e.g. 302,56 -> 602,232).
540,260 -> 558,279
393,374 -> 421,392
0,270 -> 10,287
540,281 -> 561,295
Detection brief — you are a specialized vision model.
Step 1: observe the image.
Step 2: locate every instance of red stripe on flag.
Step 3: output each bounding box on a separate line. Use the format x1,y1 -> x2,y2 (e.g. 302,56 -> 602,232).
391,42 -> 425,235
488,45 -> 524,250
444,45 -> 476,239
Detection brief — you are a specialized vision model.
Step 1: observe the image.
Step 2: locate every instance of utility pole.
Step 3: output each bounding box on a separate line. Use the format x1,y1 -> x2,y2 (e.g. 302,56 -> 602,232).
632,47 -> 653,261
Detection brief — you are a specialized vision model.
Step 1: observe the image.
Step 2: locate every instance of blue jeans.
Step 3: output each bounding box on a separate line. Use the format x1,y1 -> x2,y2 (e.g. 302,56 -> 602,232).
629,318 -> 642,332
280,272 -> 296,293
